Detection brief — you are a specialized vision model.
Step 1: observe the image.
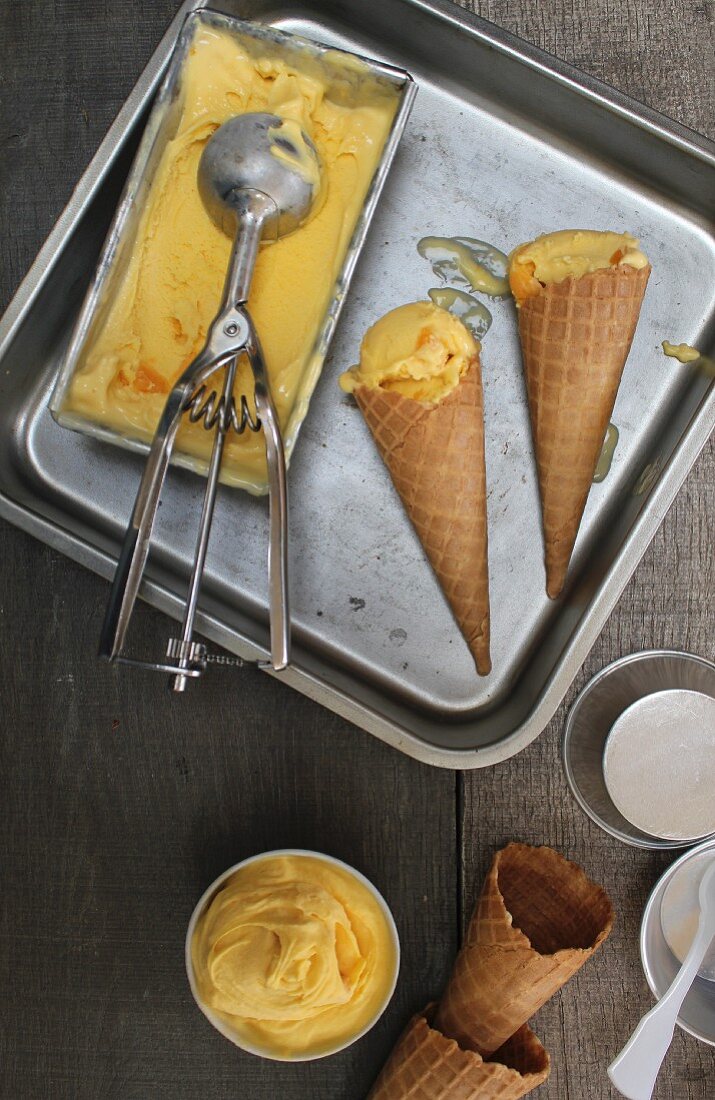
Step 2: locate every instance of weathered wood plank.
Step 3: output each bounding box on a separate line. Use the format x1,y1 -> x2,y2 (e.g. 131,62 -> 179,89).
0,5 -> 456,1096
0,536 -> 457,1100
1,0 -> 712,1097
460,2 -> 714,1098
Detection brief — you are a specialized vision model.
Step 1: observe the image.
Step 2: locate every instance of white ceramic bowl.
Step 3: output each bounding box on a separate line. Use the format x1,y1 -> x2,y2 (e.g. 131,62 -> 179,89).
185,848 -> 400,1061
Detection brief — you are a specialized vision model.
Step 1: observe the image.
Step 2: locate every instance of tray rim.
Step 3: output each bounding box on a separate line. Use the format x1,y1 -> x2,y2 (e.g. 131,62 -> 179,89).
1,0 -> 713,768
422,0 -> 715,167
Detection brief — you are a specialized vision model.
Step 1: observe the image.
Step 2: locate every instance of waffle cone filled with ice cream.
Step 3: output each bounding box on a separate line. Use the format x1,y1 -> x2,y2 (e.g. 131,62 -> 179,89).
509,231 -> 650,598
369,843 -> 613,1098
340,301 -> 491,675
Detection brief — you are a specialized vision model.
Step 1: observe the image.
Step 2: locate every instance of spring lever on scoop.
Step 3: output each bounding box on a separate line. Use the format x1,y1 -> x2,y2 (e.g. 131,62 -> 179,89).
98,113 -> 322,690
184,385 -> 260,435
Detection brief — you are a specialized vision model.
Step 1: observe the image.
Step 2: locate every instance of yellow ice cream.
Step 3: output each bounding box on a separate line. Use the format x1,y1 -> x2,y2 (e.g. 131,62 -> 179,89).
64,26 -> 398,488
339,300 -> 478,402
509,229 -> 649,304
662,341 -> 700,363
191,854 -> 397,1059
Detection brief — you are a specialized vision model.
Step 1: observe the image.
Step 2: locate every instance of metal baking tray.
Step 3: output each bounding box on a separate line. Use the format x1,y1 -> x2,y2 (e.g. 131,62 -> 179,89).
1,0 -> 713,767
49,8 -> 415,493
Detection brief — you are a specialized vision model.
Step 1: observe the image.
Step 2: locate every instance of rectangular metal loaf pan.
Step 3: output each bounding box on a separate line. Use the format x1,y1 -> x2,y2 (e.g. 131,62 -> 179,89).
49,7 -> 415,493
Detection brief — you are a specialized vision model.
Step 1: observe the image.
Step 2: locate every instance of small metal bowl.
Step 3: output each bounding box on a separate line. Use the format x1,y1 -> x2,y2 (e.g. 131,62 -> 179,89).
641,837 -> 715,1046
562,650 -> 715,849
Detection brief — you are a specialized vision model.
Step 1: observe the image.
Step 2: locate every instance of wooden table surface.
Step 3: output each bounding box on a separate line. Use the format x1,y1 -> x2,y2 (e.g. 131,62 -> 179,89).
1,1 -> 713,1097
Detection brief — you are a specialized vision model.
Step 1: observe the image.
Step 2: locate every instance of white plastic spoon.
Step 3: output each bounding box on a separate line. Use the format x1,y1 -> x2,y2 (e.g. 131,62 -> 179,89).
608,860 -> 715,1100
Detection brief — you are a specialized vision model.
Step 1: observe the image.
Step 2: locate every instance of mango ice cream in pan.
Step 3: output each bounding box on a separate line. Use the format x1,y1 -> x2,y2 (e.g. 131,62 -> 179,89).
50,10 -> 414,492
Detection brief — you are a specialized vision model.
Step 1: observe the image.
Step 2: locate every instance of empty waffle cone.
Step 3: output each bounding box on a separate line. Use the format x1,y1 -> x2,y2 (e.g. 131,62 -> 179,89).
354,359 -> 490,675
518,264 -> 650,597
434,843 -> 614,1056
368,1006 -> 550,1100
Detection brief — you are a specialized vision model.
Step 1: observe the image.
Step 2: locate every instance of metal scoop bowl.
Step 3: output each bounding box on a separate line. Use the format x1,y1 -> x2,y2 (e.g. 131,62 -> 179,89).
100,112 -> 322,689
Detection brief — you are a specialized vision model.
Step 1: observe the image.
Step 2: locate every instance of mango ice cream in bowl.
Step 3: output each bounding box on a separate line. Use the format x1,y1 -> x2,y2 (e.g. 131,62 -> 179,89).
186,850 -> 400,1060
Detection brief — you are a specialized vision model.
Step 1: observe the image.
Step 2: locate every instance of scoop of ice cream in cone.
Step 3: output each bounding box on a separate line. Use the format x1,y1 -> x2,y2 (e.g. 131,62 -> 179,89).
509,230 -> 650,598
340,301 -> 491,675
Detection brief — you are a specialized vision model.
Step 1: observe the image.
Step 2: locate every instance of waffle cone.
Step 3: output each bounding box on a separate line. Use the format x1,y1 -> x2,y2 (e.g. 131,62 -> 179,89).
434,843 -> 614,1055
518,264 -> 650,597
354,359 -> 490,674
368,1006 -> 549,1099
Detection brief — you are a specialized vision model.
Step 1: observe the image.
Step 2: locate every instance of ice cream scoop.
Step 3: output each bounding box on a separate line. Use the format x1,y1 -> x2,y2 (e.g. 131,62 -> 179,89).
100,112 -> 322,686
198,111 -> 322,250
339,300 -> 477,401
509,229 -> 648,303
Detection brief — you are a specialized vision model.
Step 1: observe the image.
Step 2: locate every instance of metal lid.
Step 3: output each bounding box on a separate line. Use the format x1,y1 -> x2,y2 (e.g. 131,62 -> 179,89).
603,689 -> 715,842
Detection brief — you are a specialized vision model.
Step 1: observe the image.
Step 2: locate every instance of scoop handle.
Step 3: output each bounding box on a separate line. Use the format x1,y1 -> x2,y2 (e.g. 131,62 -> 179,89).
244,319 -> 289,671
98,345 -> 231,662
220,189 -> 276,307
